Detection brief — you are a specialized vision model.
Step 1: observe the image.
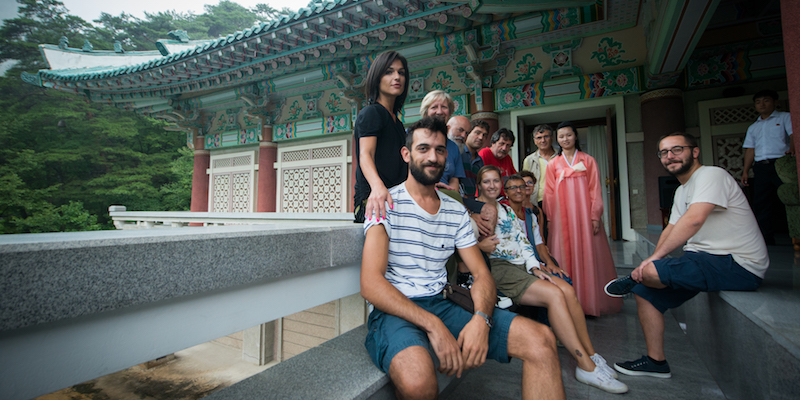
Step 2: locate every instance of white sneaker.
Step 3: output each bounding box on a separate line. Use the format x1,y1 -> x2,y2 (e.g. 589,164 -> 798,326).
575,366 -> 628,394
496,295 -> 513,309
591,353 -> 618,378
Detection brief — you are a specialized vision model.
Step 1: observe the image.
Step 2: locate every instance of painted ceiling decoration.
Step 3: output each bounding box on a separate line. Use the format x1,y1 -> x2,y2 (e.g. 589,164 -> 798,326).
22,0 -> 621,120
21,0 -> 786,133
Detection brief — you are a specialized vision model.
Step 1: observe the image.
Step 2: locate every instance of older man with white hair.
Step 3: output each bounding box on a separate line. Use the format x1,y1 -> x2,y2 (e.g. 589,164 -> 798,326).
447,115 -> 471,153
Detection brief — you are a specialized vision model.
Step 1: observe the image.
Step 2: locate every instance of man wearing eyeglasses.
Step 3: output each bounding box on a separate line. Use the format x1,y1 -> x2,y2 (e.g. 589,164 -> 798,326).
603,132 -> 769,379
522,124 -> 557,242
522,124 -> 558,206
740,90 -> 793,245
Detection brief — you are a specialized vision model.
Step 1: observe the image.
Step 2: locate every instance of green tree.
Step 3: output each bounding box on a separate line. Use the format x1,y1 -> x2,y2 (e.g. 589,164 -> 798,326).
193,1 -> 260,38
0,0 -> 93,74
252,3 -> 294,22
0,0 -> 296,233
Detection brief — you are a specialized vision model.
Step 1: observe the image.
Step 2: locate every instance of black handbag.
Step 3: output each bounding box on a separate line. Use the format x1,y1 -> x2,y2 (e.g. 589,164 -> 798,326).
443,283 -> 474,314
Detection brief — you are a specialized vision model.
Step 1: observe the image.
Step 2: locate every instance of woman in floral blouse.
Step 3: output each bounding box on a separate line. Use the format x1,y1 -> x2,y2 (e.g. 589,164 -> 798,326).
475,166 -> 628,394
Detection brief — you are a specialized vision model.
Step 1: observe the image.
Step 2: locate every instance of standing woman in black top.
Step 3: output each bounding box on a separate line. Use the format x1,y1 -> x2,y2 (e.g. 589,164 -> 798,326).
354,51 -> 410,222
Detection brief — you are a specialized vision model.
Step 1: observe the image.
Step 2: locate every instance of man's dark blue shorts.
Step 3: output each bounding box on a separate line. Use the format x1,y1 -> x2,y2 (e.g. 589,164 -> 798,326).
365,294 -> 517,373
632,251 -> 762,313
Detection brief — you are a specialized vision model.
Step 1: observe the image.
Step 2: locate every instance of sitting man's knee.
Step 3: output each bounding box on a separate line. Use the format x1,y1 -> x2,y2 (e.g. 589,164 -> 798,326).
393,379 -> 438,400
513,317 -> 557,359
642,263 -> 663,285
389,347 -> 439,400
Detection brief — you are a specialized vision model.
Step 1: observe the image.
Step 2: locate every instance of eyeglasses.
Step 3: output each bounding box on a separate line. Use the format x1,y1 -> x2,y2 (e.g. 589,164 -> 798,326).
524,181 -> 535,186
505,185 -> 526,192
657,146 -> 695,159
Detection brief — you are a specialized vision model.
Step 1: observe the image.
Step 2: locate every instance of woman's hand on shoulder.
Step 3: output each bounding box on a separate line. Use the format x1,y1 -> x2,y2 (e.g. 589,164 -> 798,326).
366,185 -> 392,221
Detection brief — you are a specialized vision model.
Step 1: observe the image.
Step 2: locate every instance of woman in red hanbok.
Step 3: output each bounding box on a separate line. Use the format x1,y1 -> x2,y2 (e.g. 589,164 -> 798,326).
544,122 -> 622,317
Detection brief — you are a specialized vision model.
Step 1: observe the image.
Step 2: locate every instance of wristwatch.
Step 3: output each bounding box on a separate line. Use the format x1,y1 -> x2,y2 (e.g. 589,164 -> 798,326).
475,311 -> 493,328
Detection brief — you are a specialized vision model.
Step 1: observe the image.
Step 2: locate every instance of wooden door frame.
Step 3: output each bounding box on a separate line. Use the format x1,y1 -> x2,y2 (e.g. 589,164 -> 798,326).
508,96 -> 635,241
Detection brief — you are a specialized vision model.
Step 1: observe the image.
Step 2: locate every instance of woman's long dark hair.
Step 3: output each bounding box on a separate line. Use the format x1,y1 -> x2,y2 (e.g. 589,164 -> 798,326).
556,121 -> 582,155
365,51 -> 409,115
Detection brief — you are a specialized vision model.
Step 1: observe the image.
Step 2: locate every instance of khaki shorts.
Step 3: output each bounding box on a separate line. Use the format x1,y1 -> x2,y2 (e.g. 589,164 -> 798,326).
490,258 -> 538,304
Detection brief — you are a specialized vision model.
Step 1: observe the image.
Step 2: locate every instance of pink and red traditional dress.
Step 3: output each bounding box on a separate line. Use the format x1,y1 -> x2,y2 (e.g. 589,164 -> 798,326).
544,151 -> 622,316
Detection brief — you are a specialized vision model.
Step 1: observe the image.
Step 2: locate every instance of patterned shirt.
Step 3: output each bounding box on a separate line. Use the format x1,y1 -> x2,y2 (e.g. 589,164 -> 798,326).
364,183 -> 477,298
488,203 -> 541,272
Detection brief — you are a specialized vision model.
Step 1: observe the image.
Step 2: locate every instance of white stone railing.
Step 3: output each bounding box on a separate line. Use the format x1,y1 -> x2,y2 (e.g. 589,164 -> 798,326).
108,205 -> 355,229
0,220 -> 364,400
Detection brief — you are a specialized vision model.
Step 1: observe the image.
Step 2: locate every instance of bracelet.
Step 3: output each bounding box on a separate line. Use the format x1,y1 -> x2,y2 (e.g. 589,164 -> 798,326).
475,311 -> 493,328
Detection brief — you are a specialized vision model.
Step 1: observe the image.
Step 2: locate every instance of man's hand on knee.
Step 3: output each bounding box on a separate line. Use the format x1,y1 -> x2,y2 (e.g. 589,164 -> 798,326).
633,257 -> 658,282
427,320 -> 464,377
457,316 -> 490,371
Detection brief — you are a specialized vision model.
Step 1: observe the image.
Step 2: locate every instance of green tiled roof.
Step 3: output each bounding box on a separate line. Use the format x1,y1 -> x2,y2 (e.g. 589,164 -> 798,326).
37,0 -> 361,82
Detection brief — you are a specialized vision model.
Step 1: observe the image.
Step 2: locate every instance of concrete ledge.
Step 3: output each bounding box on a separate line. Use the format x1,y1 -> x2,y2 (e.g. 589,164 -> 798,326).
0,224 -> 363,332
635,231 -> 800,399
206,325 -> 463,400
676,287 -> 800,400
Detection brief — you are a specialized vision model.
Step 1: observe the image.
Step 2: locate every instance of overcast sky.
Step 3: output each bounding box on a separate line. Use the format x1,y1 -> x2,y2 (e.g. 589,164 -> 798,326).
0,0 -> 301,24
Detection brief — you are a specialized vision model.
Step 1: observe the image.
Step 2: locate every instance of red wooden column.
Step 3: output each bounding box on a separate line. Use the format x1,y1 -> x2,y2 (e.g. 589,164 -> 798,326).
640,89 -> 685,228
190,132 -> 210,213
257,125 -> 278,212
471,89 -> 499,148
781,0 -> 800,191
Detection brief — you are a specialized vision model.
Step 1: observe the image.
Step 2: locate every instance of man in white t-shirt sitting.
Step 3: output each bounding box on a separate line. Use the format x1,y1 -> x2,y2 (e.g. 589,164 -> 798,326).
361,117 -> 565,399
604,132 -> 769,379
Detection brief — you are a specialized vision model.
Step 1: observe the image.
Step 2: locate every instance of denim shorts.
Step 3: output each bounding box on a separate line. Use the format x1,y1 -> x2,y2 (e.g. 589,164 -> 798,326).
365,294 -> 517,373
632,251 -> 762,313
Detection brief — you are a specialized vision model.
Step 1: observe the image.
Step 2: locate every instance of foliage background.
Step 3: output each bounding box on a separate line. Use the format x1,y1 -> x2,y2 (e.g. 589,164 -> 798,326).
0,0 -> 288,233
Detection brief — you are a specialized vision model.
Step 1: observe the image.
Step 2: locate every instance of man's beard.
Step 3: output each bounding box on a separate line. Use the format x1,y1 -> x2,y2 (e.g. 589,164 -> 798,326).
665,158 -> 693,176
455,140 -> 465,154
409,160 -> 444,186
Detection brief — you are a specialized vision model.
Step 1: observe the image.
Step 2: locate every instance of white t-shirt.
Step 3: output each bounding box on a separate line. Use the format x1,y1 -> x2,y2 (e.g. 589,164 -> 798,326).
669,166 -> 769,278
364,183 -> 477,298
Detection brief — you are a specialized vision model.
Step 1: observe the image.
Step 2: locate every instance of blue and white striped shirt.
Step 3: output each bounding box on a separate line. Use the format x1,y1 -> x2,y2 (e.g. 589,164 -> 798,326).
364,183 -> 477,298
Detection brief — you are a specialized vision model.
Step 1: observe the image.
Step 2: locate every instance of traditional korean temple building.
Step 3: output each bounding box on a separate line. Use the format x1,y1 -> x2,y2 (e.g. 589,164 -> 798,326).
23,0 -> 797,239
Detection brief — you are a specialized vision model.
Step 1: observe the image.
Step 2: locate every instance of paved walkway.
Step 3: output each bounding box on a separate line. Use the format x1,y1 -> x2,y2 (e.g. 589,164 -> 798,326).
444,239 -> 725,399
39,240 -> 728,399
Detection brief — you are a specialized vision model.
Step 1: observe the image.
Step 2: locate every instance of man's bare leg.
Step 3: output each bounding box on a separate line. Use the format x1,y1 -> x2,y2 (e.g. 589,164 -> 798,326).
506,316 -> 565,400
388,345 -> 439,400
635,294 -> 666,361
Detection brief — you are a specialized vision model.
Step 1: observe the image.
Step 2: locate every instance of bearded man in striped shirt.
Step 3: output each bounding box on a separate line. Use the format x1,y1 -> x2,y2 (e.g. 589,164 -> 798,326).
360,116 -> 565,400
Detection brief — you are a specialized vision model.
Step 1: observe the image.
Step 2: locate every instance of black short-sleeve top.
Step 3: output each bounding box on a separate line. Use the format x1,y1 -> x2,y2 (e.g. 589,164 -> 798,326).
354,103 -> 408,204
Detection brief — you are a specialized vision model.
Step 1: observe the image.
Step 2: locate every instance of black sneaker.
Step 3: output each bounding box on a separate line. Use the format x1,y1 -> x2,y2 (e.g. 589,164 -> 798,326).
456,272 -> 473,288
614,355 -> 671,378
604,275 -> 637,297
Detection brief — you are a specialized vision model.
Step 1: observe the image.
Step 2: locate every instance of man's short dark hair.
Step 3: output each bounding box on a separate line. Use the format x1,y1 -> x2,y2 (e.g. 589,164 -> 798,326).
491,128 -> 515,145
532,124 -> 553,135
658,132 -> 698,150
471,119 -> 490,132
752,90 -> 779,102
406,117 -> 447,148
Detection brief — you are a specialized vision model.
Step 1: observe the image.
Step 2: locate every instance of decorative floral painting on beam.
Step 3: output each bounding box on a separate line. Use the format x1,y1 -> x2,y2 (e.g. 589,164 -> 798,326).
579,67 -> 640,98
431,71 -> 456,93
507,54 -> 543,83
591,37 -> 636,67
